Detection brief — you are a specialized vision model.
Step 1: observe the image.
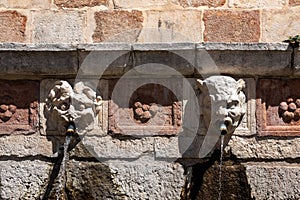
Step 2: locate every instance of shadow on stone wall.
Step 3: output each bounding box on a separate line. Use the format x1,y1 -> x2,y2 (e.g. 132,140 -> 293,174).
180,151 -> 254,200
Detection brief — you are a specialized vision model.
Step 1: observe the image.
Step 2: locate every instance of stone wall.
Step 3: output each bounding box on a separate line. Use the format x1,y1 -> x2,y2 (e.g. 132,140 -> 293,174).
0,0 -> 299,43
0,1 -> 300,199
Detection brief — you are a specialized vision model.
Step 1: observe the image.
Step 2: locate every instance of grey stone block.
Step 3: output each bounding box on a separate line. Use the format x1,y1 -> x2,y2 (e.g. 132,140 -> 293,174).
245,162 -> 300,200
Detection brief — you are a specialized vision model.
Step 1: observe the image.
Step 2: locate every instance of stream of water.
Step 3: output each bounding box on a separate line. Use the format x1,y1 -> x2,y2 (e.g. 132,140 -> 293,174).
218,135 -> 225,200
56,135 -> 71,200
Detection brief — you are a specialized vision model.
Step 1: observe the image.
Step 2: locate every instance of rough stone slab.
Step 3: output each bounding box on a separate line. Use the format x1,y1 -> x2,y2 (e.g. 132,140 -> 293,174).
229,136 -> 300,159
0,134 -> 53,157
92,10 -> 143,42
262,7 -> 300,43
0,0 -> 50,8
0,51 -> 78,75
178,0 -> 226,7
113,0 -> 168,8
289,0 -> 300,6
154,137 -> 181,159
199,50 -> 291,76
244,162 -> 300,200
106,157 -> 184,200
32,10 -> 85,43
0,43 -> 77,51
0,11 -> 27,43
54,0 -> 109,8
70,136 -> 154,159
228,0 -> 287,8
139,10 -> 202,43
0,160 -> 51,200
203,10 -> 260,42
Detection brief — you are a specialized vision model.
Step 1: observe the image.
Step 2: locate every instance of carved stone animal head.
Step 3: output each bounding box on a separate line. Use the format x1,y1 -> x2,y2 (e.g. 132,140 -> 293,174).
45,80 -> 102,135
196,76 -> 246,135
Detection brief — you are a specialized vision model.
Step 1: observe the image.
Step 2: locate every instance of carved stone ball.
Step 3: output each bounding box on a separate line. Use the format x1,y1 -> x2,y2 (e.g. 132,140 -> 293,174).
294,108 -> 300,121
283,111 -> 294,121
288,102 -> 297,112
142,104 -> 150,111
279,102 -> 288,111
135,107 -> 144,116
0,104 -> 8,113
149,104 -> 158,115
296,99 -> 300,108
141,111 -> 152,120
134,101 -> 142,108
287,97 -> 294,104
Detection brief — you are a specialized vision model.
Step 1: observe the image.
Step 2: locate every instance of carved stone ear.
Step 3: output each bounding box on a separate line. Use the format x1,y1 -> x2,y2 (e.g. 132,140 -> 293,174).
195,79 -> 207,92
237,79 -> 246,93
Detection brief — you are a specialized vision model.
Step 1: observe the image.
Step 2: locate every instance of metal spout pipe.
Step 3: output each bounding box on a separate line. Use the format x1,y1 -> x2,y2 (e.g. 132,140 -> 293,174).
220,123 -> 228,135
66,122 -> 75,136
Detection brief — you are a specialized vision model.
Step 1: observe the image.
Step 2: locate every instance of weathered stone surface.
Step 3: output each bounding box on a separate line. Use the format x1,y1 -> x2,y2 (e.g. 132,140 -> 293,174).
93,10 -> 143,42
139,10 -> 202,43
228,0 -> 287,8
256,79 -> 300,136
245,163 -> 300,200
0,0 -> 51,8
0,11 -> 27,42
183,158 -> 253,200
107,157 -> 184,200
33,10 -> 84,43
64,160 -> 125,200
54,0 -> 109,8
0,51 -> 78,75
261,8 -> 300,42
154,136 -> 181,159
178,0 -> 226,7
0,80 -> 39,135
113,0 -> 168,8
203,10 -> 260,42
229,136 -> 300,159
70,136 -> 154,159
0,134 -> 53,157
108,79 -> 182,136
289,0 -> 300,6
199,49 -> 291,76
0,160 -> 51,200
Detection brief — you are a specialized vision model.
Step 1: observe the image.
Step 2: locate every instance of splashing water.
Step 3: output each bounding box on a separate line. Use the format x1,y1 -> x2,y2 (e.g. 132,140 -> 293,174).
56,135 -> 71,200
218,135 -> 224,200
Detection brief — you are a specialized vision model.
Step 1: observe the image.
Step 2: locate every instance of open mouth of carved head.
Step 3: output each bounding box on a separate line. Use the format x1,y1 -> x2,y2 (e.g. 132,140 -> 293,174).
45,81 -> 102,135
196,76 -> 246,135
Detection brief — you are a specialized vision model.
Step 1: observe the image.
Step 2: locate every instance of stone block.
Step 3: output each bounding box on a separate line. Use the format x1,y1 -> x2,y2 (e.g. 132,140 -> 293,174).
93,10 -> 143,42
177,0 -> 225,7
139,10 -> 202,43
228,0 -> 287,8
108,78 -> 182,136
54,0 -> 109,8
289,0 -> 300,6
229,136 -> 300,159
0,51 -> 78,75
197,49 -> 291,76
0,160 -> 51,200
70,136 -> 154,159
154,137 -> 181,159
0,134 -> 53,157
256,79 -> 300,136
0,11 -> 27,42
261,8 -> 300,42
106,157 -> 184,200
6,0 -> 50,8
203,10 -> 260,42
33,10 -> 84,43
113,0 -> 168,8
0,80 -> 39,135
245,163 -> 300,200
64,160 -> 125,200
